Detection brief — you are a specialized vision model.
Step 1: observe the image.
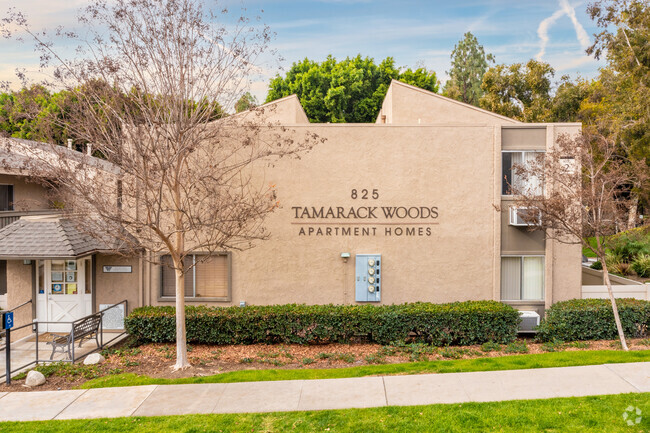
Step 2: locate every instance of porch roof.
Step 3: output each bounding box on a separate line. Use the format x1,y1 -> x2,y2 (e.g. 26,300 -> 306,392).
0,217 -> 117,259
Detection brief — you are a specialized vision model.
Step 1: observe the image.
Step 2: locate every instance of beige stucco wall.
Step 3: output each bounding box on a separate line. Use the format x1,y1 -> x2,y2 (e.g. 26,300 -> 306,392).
95,254 -> 141,315
0,93 -> 583,318
378,81 -> 520,126
151,124 -> 500,306
6,260 -> 33,339
0,174 -> 50,211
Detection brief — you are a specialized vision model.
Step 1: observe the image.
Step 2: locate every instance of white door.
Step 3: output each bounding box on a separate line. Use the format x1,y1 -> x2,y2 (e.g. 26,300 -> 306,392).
36,259 -> 93,333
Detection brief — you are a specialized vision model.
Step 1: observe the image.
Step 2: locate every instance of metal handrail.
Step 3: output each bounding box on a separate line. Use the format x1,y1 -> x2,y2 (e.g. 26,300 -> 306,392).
6,299 -> 32,313
0,299 -> 129,380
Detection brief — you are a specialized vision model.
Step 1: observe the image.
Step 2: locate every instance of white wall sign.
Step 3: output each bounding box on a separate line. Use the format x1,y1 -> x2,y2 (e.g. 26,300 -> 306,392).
100,304 -> 125,330
103,265 -> 132,273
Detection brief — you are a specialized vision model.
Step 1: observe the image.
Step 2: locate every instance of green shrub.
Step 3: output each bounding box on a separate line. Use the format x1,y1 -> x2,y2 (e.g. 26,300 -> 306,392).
480,341 -> 502,352
612,238 -> 650,262
504,341 -> 528,354
632,254 -> 650,278
125,301 -> 520,346
536,299 -> 650,342
567,341 -> 590,349
364,353 -> 387,364
590,261 -> 602,270
610,262 -> 632,276
540,340 -> 564,352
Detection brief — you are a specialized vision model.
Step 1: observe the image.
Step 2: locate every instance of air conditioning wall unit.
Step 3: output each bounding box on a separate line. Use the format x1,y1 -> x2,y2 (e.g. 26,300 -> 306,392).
518,310 -> 540,333
509,207 -> 541,227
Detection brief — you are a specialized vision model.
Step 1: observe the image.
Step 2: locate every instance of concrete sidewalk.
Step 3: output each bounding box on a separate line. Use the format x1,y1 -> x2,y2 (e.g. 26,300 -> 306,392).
0,362 -> 648,422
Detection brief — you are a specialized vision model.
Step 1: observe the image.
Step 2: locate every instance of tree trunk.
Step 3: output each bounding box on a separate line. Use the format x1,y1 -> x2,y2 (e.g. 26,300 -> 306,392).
627,194 -> 639,230
173,264 -> 190,370
601,260 -> 629,351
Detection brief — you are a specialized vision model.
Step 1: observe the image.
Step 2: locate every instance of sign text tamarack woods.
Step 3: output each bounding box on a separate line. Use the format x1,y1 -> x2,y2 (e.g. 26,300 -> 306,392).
291,189 -> 439,237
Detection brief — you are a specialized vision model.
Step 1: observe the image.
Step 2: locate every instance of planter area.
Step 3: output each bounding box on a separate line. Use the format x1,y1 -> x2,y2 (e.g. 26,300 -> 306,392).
2,337 -> 649,392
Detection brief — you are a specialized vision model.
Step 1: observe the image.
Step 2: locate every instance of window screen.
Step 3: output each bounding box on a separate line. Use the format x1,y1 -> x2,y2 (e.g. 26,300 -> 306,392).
161,254 -> 229,299
161,255 -> 193,297
195,255 -> 228,298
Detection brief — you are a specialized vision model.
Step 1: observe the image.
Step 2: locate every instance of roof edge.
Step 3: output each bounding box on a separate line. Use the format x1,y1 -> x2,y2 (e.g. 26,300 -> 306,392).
389,80 -> 522,124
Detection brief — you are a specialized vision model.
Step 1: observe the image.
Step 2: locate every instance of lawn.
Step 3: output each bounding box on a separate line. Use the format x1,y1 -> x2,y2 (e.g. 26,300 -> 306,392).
1,392 -> 648,432
80,349 -> 650,389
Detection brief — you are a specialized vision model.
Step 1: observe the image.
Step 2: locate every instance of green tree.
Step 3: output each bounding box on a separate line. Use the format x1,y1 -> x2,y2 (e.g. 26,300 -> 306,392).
265,55 -> 438,123
234,92 -> 257,113
549,76 -> 594,123
479,59 -> 555,122
443,32 -> 494,106
586,0 -> 650,227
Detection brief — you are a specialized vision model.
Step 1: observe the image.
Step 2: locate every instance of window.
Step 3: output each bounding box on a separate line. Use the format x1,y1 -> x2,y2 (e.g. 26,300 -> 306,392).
0,185 -> 13,211
160,253 -> 230,300
501,256 -> 544,301
502,151 -> 543,196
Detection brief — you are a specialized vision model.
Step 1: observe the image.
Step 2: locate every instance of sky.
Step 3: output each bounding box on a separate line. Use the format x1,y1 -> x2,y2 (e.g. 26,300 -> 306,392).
0,0 -> 604,103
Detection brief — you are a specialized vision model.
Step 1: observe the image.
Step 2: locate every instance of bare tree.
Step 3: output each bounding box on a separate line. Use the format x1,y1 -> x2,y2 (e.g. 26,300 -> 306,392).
510,129 -> 649,351
1,0 -> 321,369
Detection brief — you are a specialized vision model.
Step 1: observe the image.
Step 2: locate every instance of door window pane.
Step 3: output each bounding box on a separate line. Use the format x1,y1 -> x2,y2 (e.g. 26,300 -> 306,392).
51,261 -> 65,294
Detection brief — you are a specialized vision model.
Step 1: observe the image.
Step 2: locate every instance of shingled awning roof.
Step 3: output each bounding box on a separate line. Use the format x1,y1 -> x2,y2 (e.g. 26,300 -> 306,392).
0,217 -> 122,259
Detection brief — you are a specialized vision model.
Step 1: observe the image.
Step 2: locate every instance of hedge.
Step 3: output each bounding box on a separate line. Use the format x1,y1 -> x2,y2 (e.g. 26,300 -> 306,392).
125,301 -> 520,346
536,298 -> 650,342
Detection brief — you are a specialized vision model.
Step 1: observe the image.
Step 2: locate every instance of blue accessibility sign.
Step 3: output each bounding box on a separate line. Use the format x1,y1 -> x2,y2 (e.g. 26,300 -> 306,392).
2,311 -> 13,330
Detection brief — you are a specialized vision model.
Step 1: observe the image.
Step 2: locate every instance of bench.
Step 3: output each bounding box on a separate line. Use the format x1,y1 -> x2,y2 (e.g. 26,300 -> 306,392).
47,314 -> 101,360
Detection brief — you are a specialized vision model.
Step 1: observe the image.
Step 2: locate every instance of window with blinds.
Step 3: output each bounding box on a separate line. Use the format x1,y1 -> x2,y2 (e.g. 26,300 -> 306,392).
501,256 -> 544,301
160,253 -> 230,300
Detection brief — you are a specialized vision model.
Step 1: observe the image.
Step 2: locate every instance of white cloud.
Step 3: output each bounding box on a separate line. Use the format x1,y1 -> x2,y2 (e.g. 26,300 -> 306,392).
536,1 -> 591,61
536,8 -> 566,60
559,0 -> 591,49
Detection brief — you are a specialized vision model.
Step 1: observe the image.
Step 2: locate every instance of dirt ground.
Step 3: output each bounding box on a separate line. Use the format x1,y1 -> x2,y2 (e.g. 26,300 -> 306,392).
2,337 -> 649,392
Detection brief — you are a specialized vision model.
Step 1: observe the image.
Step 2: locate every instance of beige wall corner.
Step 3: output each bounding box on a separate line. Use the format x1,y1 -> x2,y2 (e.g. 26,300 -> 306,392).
386,80 -> 521,125
232,94 -> 310,125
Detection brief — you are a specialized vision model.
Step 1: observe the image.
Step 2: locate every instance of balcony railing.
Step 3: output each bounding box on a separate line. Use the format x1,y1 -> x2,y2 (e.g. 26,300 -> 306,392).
0,210 -> 62,229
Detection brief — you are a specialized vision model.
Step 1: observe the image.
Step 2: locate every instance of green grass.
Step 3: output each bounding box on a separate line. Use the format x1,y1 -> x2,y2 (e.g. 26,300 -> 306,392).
1,392 -> 648,432
79,350 -> 650,389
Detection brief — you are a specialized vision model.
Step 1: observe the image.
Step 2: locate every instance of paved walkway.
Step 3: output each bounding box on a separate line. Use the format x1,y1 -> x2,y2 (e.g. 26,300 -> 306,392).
0,362 -> 648,422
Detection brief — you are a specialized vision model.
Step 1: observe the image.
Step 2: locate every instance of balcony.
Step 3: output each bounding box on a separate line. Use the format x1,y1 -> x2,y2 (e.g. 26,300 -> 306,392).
0,210 -> 62,229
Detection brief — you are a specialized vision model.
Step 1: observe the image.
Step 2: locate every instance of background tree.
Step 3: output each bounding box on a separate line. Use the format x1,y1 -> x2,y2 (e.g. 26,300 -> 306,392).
511,130 -> 649,350
443,32 -> 494,106
479,59 -> 555,122
2,0 -> 319,370
265,55 -> 438,123
235,92 -> 258,113
586,0 -> 650,229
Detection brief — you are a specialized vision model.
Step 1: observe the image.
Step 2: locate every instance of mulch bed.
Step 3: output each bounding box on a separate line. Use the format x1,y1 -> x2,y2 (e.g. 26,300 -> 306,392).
2,338 -> 649,392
